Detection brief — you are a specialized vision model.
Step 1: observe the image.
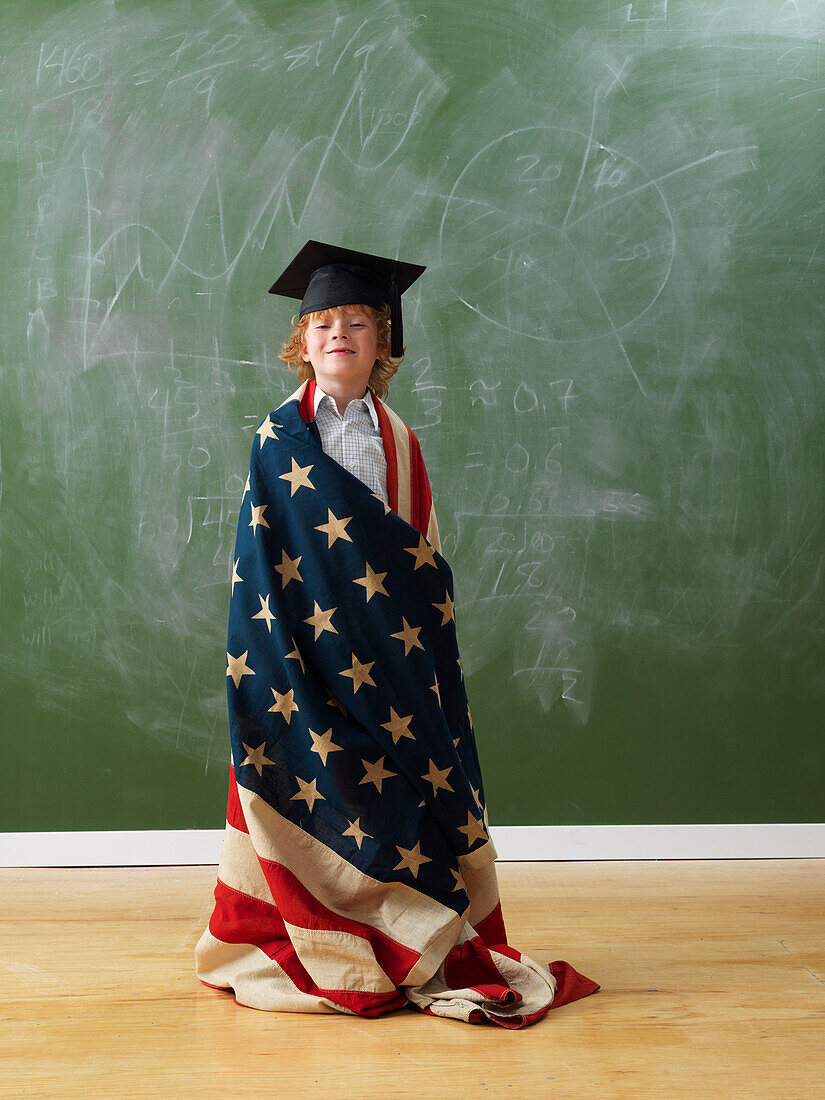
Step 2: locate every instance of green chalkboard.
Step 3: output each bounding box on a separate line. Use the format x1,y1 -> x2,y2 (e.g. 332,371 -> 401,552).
2,0 -> 824,832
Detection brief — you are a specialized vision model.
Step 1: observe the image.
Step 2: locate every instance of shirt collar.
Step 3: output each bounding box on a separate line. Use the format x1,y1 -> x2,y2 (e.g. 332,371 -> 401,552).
313,379 -> 380,430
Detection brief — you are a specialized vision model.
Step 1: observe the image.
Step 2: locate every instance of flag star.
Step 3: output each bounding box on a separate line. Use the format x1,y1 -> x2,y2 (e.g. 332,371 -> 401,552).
308,726 -> 344,766
467,703 -> 473,730
457,810 -> 488,848
450,866 -> 464,893
324,684 -> 347,714
303,600 -> 338,641
340,653 -> 376,693
457,656 -> 463,681
359,755 -> 396,793
269,686 -> 299,724
453,736 -> 460,748
433,590 -> 455,626
285,636 -> 306,674
241,473 -> 250,502
353,562 -> 389,601
391,617 -> 425,657
342,817 -> 373,849
315,508 -> 353,549
370,492 -> 391,515
249,503 -> 270,535
393,841 -> 432,878
255,415 -> 279,449
231,558 -> 243,595
404,534 -> 437,570
275,549 -> 303,588
422,760 -> 454,796
252,593 -> 276,632
240,741 -> 276,777
430,674 -> 441,707
227,650 -> 255,688
280,457 -> 315,496
291,776 -> 325,812
380,707 -> 415,744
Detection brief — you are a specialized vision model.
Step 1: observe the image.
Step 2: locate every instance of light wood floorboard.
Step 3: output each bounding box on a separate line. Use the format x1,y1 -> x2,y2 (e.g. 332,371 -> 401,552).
1,860 -> 823,1099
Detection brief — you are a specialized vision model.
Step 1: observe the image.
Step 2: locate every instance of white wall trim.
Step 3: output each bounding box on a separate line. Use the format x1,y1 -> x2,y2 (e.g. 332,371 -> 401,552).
1,824 -> 824,867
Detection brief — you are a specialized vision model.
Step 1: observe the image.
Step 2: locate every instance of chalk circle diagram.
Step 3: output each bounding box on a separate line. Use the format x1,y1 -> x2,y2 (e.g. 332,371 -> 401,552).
440,126 -> 675,343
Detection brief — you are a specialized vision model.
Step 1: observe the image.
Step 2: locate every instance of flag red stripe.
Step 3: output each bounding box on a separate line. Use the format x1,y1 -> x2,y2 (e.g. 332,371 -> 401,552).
208,875 -> 409,1016
547,960 -> 602,1008
444,933 -> 512,996
298,375 -> 315,425
407,428 -> 431,538
258,858 -> 423,984
224,766 -> 424,984
474,899 -> 508,946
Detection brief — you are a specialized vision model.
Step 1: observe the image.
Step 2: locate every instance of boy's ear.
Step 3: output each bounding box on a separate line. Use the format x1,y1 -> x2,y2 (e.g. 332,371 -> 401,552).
300,342 -> 310,362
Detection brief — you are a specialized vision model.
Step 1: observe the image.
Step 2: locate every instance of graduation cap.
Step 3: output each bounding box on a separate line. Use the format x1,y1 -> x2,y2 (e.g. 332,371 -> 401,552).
268,240 -> 426,358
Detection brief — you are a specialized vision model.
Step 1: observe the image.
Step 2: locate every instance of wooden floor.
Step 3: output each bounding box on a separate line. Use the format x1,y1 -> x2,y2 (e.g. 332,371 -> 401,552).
1,860 -> 823,1099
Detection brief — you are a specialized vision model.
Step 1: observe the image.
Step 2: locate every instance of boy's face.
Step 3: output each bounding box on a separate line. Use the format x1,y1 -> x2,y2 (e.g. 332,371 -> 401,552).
300,305 -> 379,393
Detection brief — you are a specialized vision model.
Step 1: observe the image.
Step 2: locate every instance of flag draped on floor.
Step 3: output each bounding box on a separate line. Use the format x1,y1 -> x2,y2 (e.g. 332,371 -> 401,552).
195,378 -> 600,1027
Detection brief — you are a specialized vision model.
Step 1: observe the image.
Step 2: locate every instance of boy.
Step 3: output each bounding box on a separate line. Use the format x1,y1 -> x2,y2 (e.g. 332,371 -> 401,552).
271,240 -> 441,554
194,241 -> 599,1027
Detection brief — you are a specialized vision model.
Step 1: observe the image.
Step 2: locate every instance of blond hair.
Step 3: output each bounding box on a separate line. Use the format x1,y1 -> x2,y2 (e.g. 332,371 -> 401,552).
277,302 -> 403,401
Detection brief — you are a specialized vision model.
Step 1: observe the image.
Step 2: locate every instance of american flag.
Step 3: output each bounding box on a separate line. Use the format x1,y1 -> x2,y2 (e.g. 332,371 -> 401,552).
195,379 -> 599,1026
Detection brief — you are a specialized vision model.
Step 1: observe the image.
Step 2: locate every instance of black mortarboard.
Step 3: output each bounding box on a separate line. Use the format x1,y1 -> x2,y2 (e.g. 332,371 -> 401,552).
268,240 -> 426,359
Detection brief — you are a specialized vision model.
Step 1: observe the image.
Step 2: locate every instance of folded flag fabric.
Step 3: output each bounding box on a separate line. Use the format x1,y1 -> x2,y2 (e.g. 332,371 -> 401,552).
195,378 -> 600,1027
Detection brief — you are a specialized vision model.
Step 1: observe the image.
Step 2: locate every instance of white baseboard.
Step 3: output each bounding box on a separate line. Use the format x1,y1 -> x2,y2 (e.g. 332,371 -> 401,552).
1,824 -> 824,867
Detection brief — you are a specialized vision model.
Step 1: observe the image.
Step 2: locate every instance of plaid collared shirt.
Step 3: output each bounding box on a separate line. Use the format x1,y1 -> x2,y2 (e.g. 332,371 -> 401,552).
313,381 -> 389,506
